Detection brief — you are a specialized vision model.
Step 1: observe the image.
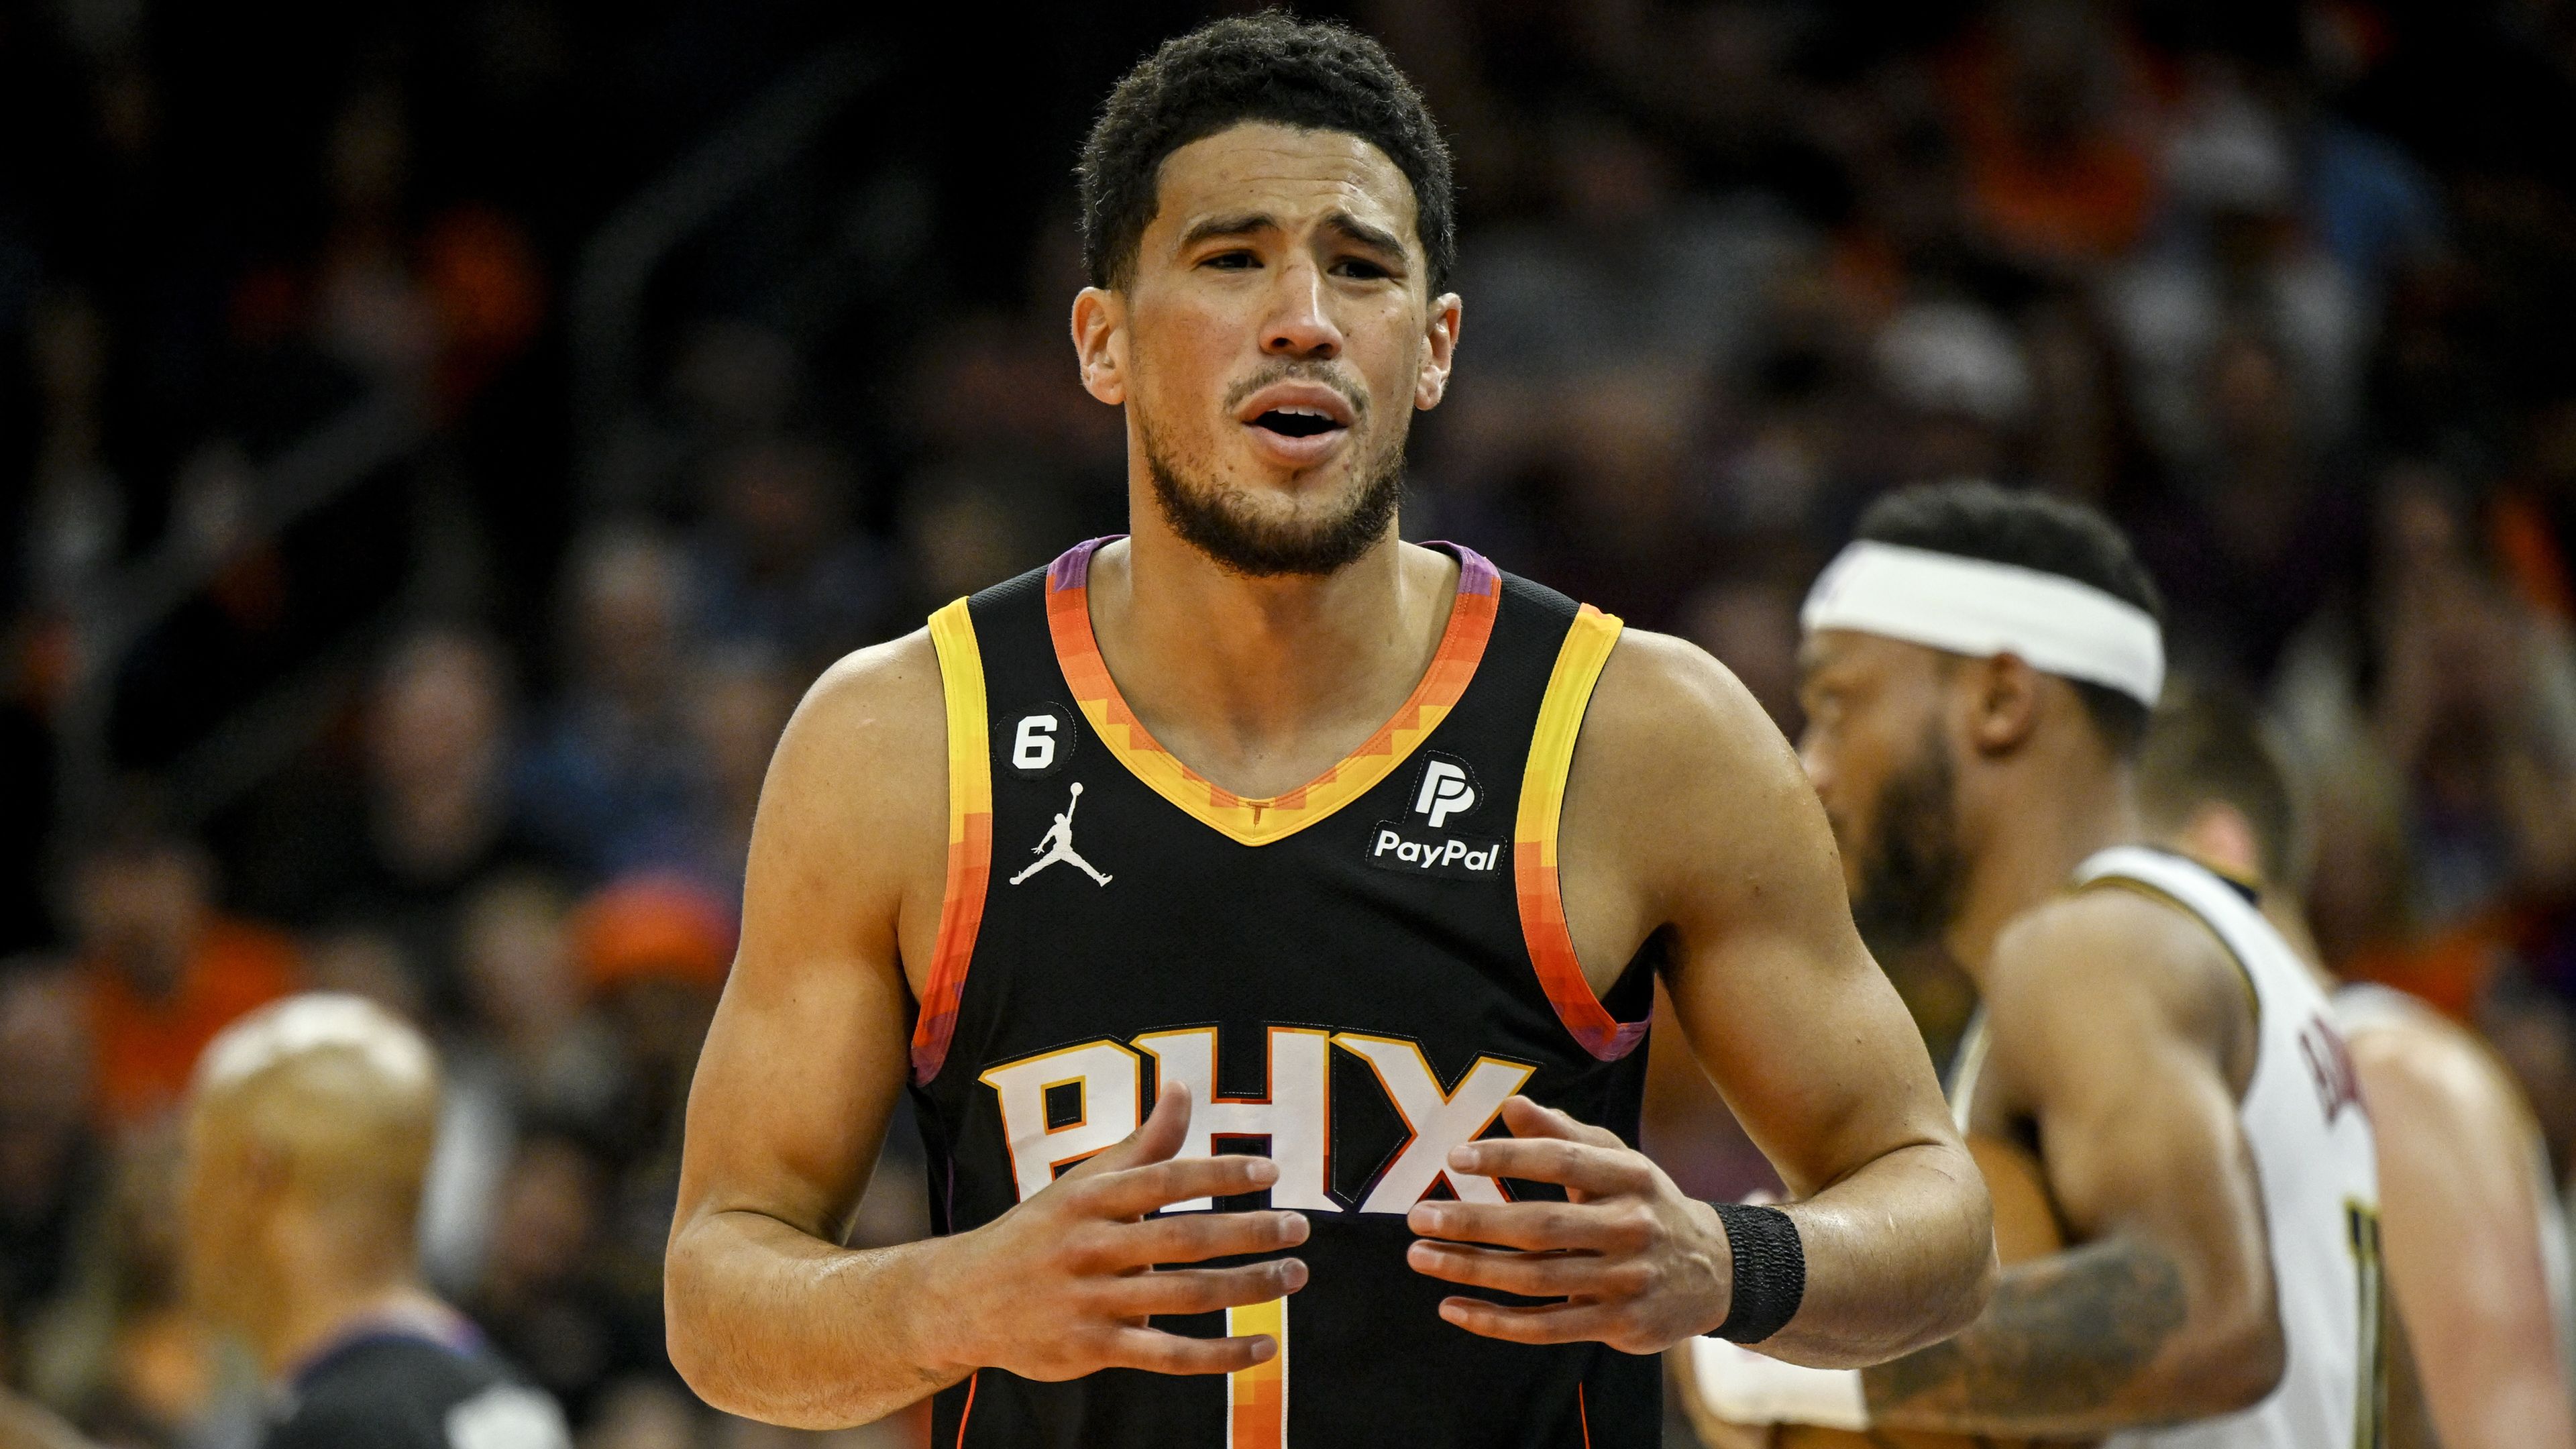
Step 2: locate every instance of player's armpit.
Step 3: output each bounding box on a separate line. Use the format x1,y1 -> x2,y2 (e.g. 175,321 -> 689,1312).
1558,631 -> 1994,1366
1864,892 -> 2284,1438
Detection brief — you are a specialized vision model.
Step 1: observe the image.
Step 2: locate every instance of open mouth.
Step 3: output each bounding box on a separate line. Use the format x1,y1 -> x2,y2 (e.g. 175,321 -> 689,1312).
1250,407 -> 1346,439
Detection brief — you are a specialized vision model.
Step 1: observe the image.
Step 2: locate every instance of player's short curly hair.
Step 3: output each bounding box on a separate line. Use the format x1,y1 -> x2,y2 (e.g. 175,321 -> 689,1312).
1077,11 -> 1456,294
1856,480 -> 2167,755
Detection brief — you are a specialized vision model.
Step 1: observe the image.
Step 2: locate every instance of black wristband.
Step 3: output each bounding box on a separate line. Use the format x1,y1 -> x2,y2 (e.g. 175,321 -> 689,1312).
1711,1202 -> 1806,1344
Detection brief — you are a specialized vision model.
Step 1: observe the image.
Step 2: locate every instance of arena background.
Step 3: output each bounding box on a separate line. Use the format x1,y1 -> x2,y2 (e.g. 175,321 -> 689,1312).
5,1 -> 2576,1444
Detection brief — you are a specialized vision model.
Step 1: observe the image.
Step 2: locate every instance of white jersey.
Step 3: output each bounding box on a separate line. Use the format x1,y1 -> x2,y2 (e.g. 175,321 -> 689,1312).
2334,980 -> 2576,1392
1951,848 -> 2382,1449
2078,848 -> 2382,1449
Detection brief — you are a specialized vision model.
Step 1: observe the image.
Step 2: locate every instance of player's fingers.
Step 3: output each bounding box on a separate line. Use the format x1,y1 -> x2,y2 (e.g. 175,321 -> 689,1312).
1498,1095 -> 1627,1150
1066,1081 -> 1193,1181
1448,1136 -> 1650,1194
1406,1197 -> 1635,1252
1079,1155 -> 1285,1221
1100,1258 -> 1309,1317
1405,1240 -> 1617,1298
1100,1326 -> 1278,1377
1434,1295 -> 1614,1346
1113,1207 -> 1309,1266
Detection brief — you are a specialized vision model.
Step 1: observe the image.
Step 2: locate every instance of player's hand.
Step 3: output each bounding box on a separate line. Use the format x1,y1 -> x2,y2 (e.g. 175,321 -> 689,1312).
920,1079 -> 1310,1382
1404,1095 -> 1731,1354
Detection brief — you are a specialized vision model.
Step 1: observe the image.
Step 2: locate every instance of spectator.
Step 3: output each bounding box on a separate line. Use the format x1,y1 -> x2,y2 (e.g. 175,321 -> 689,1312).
70,830 -> 298,1132
516,527 -> 703,881
0,967 -> 99,1394
568,872 -> 730,1172
1871,297 -> 2033,487
1941,0 -> 2159,266
239,629 -> 546,1010
680,649 -> 796,898
690,438 -> 896,673
420,875 -> 610,1297
466,1130 -> 641,1425
2127,329 -> 2364,681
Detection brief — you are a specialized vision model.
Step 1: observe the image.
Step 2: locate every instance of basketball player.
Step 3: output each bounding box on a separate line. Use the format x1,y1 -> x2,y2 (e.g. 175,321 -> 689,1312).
664,14 -> 1996,1446
1689,482 -> 2428,1444
178,994 -> 571,1449
2136,680 -> 2576,1449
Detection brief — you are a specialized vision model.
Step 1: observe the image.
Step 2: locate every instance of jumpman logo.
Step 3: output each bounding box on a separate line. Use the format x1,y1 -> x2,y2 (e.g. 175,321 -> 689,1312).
1009,782 -> 1112,887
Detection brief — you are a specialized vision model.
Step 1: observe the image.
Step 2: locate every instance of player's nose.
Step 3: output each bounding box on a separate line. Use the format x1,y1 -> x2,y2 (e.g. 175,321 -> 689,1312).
1260,258 -> 1340,360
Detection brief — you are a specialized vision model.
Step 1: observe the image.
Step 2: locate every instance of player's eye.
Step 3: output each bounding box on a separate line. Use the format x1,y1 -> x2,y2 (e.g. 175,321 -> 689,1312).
1201,250 -> 1258,270
1333,256 -> 1391,279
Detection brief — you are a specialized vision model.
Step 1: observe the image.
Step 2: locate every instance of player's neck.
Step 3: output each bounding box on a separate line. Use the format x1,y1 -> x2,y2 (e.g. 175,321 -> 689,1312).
261,1274 -> 452,1383
1086,525 -> 1455,799
1947,758 -> 2139,981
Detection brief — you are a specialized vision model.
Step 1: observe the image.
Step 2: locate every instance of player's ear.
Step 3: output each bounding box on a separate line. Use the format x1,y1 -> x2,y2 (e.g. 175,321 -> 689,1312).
1071,286 -> 1127,405
1415,291 -> 1462,411
1967,655 -> 2041,755
2178,801 -> 2264,881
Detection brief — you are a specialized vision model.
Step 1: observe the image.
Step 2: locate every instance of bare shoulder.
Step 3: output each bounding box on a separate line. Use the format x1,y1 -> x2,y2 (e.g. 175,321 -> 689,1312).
1984,888 -> 2249,1067
744,628 -> 950,928
794,625 -> 945,742
2346,1003 -> 2528,1134
769,630 -> 948,807
1574,627 -> 1809,811
1560,629 -> 1843,951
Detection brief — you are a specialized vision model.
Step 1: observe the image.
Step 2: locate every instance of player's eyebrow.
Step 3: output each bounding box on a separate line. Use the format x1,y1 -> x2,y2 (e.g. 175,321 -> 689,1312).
1175,209 -> 1409,262
1321,211 -> 1405,260
1177,211 -> 1279,250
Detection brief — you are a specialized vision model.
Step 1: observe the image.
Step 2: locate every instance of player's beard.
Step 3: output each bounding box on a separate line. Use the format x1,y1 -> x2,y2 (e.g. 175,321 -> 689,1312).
1847,722 -> 1970,957
1140,391 -> 1405,578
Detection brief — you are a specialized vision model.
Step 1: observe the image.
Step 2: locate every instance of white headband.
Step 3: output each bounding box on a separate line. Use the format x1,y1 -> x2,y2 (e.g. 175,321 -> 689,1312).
1801,540 -> 2165,706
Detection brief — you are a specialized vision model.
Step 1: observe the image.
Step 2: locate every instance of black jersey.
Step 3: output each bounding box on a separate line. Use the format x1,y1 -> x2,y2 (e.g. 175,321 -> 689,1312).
907,539 -> 1660,1449
266,1326 -> 569,1449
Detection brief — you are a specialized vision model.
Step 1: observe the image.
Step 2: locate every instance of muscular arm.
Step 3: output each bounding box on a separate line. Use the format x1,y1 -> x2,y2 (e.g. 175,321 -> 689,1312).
663,639 -> 938,1426
1409,631 -> 1994,1364
1862,892 -> 2284,1436
665,637 -> 1302,1427
2355,1018 -> 2576,1449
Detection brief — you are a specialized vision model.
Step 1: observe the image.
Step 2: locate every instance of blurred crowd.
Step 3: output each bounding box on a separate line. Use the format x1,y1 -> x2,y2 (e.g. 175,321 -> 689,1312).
8,1 -> 2576,1445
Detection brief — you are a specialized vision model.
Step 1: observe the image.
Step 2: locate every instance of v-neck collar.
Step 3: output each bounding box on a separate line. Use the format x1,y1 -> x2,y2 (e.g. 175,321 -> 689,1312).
1042,537 -> 1501,847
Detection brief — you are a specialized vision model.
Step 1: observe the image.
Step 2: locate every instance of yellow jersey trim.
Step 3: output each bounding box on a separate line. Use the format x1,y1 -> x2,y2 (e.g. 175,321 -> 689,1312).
1512,605 -> 1646,1060
912,597 -> 994,1082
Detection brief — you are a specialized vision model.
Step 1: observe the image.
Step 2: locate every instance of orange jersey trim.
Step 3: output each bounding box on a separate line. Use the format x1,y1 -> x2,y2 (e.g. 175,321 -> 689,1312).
1044,537 -> 1501,847
1513,604 -> 1648,1061
912,598 -> 994,1083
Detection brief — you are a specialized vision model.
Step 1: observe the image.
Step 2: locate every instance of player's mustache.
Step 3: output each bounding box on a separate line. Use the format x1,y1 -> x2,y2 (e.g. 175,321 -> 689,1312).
1222,362 -> 1370,423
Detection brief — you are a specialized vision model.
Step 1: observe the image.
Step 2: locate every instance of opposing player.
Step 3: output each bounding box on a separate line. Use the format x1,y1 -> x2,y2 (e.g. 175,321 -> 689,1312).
1691,482 -> 2424,1444
2137,680 -> 2575,1449
664,14 -> 1994,1446
178,994 -> 571,1449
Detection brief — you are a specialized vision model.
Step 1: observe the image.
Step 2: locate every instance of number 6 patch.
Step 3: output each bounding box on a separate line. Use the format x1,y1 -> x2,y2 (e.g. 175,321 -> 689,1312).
1003,702 -> 1077,779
